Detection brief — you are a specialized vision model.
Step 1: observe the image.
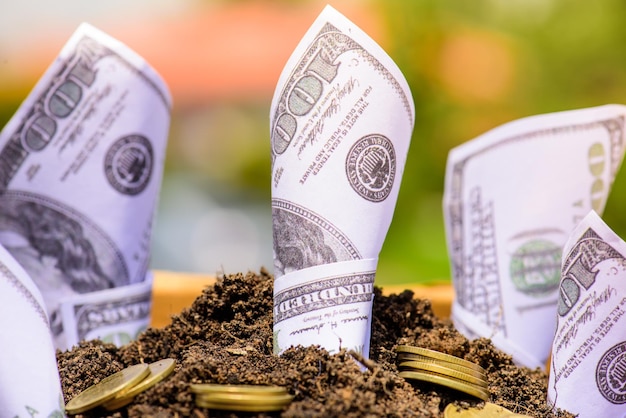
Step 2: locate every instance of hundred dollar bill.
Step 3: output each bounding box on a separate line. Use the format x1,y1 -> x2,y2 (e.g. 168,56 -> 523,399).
270,5 -> 414,357
0,23 -> 171,350
0,243 -> 64,417
548,211 -> 626,417
60,273 -> 153,347
443,105 -> 626,369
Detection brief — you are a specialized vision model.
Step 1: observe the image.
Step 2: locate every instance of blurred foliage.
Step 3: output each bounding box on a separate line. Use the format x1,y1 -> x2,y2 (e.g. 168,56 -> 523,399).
165,102 -> 271,203
371,0 -> 626,284
4,0 -> 626,285
159,0 -> 626,285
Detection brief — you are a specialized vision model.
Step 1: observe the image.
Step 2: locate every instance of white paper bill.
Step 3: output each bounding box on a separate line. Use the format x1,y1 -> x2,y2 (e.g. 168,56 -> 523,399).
60,272 -> 153,347
270,5 -> 414,357
0,244 -> 64,417
548,210 -> 626,417
0,23 -> 171,350
443,105 -> 626,369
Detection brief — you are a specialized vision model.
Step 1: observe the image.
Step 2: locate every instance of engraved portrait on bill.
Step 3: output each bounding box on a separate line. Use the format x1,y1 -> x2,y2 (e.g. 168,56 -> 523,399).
272,199 -> 360,278
0,191 -> 129,340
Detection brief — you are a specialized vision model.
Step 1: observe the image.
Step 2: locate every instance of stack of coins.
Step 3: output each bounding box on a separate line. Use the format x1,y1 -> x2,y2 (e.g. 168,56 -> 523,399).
396,345 -> 490,401
190,384 -> 293,412
65,358 -> 176,414
443,402 -> 532,417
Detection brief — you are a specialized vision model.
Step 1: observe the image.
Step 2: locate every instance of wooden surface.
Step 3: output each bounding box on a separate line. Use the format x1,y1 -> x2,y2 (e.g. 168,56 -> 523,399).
151,270 -> 454,328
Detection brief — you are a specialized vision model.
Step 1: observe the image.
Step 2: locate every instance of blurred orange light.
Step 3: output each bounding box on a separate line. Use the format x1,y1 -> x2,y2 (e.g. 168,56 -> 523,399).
438,28 -> 517,104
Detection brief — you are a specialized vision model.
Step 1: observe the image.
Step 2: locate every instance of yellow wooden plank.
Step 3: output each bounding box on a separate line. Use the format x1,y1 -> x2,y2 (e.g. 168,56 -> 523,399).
151,270 -> 216,328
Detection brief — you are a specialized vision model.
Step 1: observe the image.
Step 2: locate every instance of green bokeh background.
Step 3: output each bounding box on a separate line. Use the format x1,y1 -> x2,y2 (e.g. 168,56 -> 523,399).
2,0 -> 626,286
376,0 -> 626,285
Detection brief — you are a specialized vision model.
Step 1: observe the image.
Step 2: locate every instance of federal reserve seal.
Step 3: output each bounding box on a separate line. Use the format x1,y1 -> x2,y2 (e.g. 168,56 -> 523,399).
345,134 -> 395,202
104,135 -> 153,195
596,341 -> 626,404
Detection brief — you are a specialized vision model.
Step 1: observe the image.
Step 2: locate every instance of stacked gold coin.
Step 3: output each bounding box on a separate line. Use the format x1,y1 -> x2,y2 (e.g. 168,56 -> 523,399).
65,358 -> 176,414
444,402 -> 532,417
190,384 -> 293,412
396,345 -> 490,401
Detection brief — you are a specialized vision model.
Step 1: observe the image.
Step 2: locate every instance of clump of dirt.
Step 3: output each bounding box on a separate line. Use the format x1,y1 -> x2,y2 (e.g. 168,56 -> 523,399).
57,269 -> 574,417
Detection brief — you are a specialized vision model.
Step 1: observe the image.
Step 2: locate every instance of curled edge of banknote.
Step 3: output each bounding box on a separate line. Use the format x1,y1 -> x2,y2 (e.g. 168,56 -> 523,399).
0,243 -> 64,415
547,210 -> 626,416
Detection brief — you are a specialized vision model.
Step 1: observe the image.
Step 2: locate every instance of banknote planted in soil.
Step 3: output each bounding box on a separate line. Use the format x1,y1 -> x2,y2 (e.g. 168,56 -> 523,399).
56,269 -> 574,417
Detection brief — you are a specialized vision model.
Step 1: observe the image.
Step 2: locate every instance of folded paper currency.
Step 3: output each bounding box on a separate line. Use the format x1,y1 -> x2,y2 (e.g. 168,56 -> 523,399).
443,105 -> 626,369
270,5 -> 414,357
548,210 -> 626,417
0,23 -> 171,350
0,243 -> 64,417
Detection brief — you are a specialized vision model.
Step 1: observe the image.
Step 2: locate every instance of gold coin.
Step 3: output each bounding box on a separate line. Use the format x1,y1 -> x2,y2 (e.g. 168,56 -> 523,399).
103,358 -> 176,411
196,399 -> 289,412
100,395 -> 134,411
65,363 -> 150,414
397,353 -> 487,378
444,402 -> 519,417
396,345 -> 486,373
400,370 -> 490,401
190,383 -> 288,395
196,393 -> 294,404
195,393 -> 293,412
398,361 -> 488,388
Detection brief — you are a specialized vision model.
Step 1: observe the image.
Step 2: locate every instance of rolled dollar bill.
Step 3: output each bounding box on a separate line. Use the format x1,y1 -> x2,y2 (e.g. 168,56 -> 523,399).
548,210 -> 626,417
0,23 -> 171,350
0,243 -> 64,416
270,5 -> 414,357
443,105 -> 626,369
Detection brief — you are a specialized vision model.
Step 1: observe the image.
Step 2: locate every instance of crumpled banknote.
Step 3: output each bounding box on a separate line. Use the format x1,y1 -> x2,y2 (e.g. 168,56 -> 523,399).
443,105 -> 626,369
548,210 -> 626,417
270,5 -> 414,357
0,23 -> 171,350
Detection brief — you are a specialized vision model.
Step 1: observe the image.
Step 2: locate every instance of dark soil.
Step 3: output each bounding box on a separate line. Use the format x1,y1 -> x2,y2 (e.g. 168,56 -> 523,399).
57,269 -> 574,417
